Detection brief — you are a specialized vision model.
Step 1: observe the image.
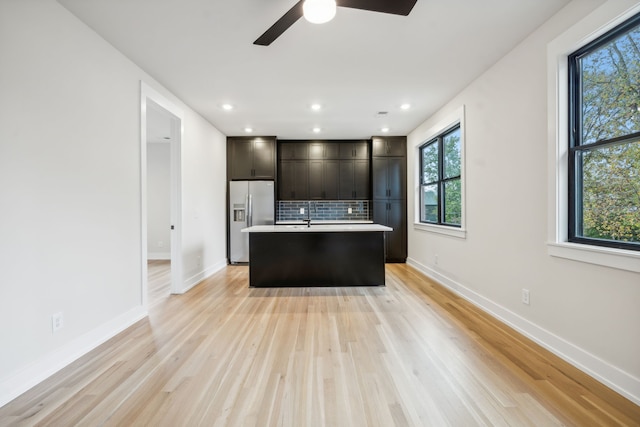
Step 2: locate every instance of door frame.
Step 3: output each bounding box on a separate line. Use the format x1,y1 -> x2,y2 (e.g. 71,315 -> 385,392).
140,81 -> 184,306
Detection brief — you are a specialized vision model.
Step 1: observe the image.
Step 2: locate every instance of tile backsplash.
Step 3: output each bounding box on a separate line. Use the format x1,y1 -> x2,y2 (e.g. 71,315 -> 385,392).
277,200 -> 370,222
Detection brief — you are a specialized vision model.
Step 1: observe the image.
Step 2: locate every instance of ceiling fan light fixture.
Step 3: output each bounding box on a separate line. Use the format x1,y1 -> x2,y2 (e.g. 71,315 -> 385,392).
303,0 -> 337,24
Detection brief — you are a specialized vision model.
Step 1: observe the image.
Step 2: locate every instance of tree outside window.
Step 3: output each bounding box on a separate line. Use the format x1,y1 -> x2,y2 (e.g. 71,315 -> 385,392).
420,125 -> 461,227
569,12 -> 640,250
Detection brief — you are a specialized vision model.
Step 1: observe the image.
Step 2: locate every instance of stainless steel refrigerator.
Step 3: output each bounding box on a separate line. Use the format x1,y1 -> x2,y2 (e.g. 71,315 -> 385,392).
229,180 -> 275,263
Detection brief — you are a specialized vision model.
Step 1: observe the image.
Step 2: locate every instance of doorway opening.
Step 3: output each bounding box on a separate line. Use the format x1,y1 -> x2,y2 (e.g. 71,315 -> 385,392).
141,82 -> 183,308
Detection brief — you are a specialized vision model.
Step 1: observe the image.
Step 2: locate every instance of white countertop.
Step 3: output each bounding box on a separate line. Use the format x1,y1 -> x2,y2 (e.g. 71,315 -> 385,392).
276,220 -> 374,225
242,224 -> 392,233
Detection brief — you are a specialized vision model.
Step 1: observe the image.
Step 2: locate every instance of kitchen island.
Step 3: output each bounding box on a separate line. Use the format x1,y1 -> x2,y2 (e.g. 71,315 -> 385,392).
241,224 -> 392,287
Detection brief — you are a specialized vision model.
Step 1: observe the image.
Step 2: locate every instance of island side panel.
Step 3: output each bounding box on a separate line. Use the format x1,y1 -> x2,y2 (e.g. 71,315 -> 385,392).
248,231 -> 385,287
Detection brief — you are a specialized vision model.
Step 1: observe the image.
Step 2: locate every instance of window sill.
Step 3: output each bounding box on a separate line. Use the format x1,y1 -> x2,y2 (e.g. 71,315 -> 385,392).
413,222 -> 466,239
547,242 -> 640,273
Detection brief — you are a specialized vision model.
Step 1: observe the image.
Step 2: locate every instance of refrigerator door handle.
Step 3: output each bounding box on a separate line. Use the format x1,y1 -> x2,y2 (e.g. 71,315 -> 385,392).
247,194 -> 253,227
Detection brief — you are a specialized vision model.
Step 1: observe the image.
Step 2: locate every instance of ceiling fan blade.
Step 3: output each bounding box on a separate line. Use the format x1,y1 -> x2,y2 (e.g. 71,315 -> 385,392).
338,0 -> 417,16
254,0 -> 305,46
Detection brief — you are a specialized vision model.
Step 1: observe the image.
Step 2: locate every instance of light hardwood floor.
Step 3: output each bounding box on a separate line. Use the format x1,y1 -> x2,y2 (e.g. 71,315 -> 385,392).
147,259 -> 171,307
1,263 -> 638,426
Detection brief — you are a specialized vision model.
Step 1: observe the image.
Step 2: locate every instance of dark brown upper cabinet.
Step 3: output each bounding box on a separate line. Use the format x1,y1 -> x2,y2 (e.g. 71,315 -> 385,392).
339,141 -> 369,159
228,136 -> 276,180
372,158 -> 405,200
308,141 -> 340,159
309,159 -> 339,200
279,160 -> 309,200
372,136 -> 407,157
339,159 -> 369,200
279,141 -> 309,160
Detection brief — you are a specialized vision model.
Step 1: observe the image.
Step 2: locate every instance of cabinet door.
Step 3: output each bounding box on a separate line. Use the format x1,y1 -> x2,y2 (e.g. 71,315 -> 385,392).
279,142 -> 297,160
324,143 -> 340,159
372,137 -> 406,157
308,160 -> 323,199
279,161 -> 295,200
372,138 -> 387,157
324,160 -> 339,199
372,158 -> 388,200
385,138 -> 406,157
353,141 -> 369,159
292,160 -> 309,200
339,143 -> 354,159
372,200 -> 388,226
310,142 -> 340,159
339,141 -> 369,159
373,200 -> 406,262
253,139 -> 275,179
387,157 -> 405,199
354,159 -> 369,199
230,139 -> 254,179
308,142 -> 324,159
280,160 -> 308,200
386,200 -> 406,261
280,142 -> 308,160
339,160 -> 354,199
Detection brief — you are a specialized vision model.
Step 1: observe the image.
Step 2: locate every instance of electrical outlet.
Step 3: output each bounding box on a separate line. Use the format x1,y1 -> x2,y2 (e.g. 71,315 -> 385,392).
197,255 -> 202,267
522,289 -> 530,305
158,240 -> 164,248
434,254 -> 439,265
52,312 -> 64,333
348,208 -> 353,214
300,208 -> 305,214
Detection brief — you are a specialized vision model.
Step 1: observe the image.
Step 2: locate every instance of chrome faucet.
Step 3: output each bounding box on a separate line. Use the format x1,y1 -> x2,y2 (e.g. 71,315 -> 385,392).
304,201 -> 314,227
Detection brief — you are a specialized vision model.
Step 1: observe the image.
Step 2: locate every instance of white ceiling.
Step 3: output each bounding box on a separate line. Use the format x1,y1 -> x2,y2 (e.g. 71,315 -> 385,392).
57,0 -> 571,139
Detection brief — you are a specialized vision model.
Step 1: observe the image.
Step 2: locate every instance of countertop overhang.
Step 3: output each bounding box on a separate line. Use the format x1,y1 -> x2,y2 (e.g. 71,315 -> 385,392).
276,220 -> 374,225
242,224 -> 392,233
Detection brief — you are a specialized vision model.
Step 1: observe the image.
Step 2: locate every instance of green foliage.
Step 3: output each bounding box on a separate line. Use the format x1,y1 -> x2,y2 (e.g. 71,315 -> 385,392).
421,128 -> 461,226
579,24 -> 640,244
582,142 -> 640,242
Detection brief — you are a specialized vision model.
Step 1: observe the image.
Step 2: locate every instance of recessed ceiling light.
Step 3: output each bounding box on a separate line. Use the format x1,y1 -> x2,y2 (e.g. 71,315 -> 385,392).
400,103 -> 411,110
244,127 -> 253,133
312,127 -> 321,133
311,103 -> 322,111
222,104 -> 234,111
381,127 -> 390,133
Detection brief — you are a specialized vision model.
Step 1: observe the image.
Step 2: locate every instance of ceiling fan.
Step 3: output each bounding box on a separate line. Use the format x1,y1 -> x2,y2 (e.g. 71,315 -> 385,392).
254,0 -> 418,46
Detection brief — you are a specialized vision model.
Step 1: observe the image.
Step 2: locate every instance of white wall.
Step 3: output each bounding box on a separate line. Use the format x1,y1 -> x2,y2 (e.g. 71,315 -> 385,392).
147,143 -> 171,259
179,102 -> 228,290
407,0 -> 640,404
0,0 -> 227,406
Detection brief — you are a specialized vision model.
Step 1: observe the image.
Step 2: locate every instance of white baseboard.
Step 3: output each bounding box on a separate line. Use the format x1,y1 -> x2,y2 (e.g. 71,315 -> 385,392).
0,306 -> 147,408
148,252 -> 171,260
406,257 -> 640,406
179,259 -> 227,294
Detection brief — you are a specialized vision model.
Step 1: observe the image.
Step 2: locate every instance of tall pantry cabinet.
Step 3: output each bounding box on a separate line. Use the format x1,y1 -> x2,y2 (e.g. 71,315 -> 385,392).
372,136 -> 407,262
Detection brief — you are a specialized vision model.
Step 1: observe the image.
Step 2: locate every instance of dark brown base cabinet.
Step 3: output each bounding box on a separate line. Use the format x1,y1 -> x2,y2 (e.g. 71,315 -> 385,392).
248,231 -> 386,287
373,201 -> 406,262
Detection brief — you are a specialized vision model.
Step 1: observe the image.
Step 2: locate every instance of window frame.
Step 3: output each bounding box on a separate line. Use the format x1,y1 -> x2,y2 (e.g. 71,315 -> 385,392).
547,1 -> 640,273
419,124 -> 462,228
567,12 -> 640,252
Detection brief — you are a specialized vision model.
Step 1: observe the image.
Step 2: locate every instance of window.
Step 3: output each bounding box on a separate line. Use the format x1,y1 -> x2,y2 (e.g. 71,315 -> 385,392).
419,125 -> 461,227
568,12 -> 640,251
